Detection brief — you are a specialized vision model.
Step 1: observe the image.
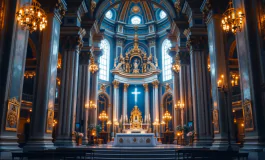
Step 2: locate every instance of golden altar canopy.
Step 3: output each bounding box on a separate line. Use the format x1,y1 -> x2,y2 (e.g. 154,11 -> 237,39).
130,105 -> 143,129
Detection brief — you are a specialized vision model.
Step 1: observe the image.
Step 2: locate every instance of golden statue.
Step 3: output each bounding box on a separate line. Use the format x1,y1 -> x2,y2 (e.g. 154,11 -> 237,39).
130,106 -> 143,129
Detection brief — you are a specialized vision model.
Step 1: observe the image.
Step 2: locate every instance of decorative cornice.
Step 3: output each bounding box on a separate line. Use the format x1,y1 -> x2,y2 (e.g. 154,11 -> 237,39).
113,80 -> 120,88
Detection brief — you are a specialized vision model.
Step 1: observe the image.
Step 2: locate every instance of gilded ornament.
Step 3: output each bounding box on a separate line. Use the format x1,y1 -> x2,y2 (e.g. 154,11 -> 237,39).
152,80 -> 159,88
132,6 -> 140,13
113,80 -> 120,88
100,84 -> 107,92
133,137 -> 137,143
46,109 -> 54,133
5,97 -> 20,131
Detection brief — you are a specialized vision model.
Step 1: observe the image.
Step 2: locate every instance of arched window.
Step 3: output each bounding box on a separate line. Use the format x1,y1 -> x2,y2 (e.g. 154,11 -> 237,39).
99,39 -> 110,81
159,10 -> 167,19
162,39 -> 172,81
105,10 -> 113,19
131,16 -> 141,24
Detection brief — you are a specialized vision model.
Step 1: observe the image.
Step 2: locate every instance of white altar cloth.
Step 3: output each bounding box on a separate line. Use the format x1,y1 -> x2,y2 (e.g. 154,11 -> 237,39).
113,133 -> 157,147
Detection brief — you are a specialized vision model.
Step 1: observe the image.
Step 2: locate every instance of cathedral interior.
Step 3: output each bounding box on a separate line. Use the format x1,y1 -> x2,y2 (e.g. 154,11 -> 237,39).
0,0 -> 265,159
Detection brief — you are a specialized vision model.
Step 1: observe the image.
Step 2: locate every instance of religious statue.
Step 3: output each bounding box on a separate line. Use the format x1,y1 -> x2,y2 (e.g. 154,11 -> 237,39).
132,59 -> 140,74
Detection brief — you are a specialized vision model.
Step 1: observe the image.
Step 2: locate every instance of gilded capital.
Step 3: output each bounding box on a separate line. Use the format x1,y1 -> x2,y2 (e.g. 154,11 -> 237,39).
143,83 -> 149,91
124,84 -> 130,92
113,80 -> 120,88
152,80 -> 159,88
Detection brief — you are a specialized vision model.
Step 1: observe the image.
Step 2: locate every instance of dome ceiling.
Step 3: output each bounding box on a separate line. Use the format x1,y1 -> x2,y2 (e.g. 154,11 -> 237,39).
100,1 -> 172,37
104,1 -> 168,24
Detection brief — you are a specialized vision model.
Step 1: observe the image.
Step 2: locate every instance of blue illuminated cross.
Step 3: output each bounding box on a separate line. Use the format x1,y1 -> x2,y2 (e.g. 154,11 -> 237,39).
132,87 -> 141,105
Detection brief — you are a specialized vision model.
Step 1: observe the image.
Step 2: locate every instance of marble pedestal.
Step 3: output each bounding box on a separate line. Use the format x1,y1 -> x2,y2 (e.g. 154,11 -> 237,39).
113,133 -> 157,147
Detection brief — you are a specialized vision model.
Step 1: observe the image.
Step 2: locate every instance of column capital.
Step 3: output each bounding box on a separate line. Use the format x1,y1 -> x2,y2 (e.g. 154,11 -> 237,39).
143,83 -> 149,91
79,51 -> 91,65
60,27 -> 86,51
179,52 -> 190,65
186,35 -> 208,52
113,80 -> 120,88
152,80 -> 160,88
40,0 -> 67,23
91,47 -> 103,62
124,84 -> 130,92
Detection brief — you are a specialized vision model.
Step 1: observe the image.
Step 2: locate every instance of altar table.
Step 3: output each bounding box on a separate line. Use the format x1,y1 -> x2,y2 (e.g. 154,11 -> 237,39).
113,133 -> 157,147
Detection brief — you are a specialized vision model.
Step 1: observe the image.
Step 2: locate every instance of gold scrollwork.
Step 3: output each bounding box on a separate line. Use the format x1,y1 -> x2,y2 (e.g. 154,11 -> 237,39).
46,109 -> 54,133
243,99 -> 254,132
5,97 -> 20,131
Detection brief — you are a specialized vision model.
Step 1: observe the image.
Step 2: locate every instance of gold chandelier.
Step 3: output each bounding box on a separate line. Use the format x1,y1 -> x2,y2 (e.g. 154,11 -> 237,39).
89,56 -> 99,74
16,0 -> 47,33
221,0 -> 244,34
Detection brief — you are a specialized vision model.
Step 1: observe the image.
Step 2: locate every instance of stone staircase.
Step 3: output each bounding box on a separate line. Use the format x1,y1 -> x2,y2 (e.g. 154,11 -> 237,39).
92,148 -> 176,160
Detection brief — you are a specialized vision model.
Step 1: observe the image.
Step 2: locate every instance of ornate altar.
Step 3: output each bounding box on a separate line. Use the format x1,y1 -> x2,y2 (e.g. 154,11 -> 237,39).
130,106 -> 143,129
111,26 -> 160,84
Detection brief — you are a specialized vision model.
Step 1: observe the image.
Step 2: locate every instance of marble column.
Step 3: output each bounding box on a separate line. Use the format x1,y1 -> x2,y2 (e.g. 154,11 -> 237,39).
112,80 -> 120,123
25,1 -> 66,150
122,84 -> 129,123
55,28 -> 86,146
168,47 -> 181,132
89,48 -> 102,126
187,35 -> 212,146
143,83 -> 150,123
0,0 -> 29,151
76,51 -> 91,144
152,80 -> 159,122
233,0 -> 265,151
179,52 -> 192,125
203,11 -> 234,149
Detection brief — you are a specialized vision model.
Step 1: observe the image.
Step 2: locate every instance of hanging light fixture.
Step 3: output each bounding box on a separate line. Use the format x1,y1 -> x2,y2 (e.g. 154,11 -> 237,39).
16,0 -> 47,33
221,0 -> 244,34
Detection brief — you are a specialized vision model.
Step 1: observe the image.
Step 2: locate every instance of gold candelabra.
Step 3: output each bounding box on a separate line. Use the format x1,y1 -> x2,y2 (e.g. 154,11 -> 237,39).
99,111 -> 108,132
85,101 -> 97,109
162,111 -> 172,131
153,118 -> 160,137
16,0 -> 47,33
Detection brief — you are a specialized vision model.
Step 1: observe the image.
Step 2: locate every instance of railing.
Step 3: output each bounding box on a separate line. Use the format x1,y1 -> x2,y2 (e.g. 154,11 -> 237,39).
232,94 -> 241,102
22,93 -> 34,102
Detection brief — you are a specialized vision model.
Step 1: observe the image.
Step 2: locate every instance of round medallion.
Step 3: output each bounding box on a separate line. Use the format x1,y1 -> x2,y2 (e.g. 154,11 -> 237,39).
132,6 -> 140,13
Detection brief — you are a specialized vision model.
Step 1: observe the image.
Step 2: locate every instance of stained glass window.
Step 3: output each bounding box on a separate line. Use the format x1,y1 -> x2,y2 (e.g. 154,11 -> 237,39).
162,39 -> 172,81
99,39 -> 110,81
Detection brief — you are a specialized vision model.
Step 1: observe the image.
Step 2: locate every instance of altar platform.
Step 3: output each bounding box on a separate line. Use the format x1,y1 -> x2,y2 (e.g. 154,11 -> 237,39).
113,133 -> 156,147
